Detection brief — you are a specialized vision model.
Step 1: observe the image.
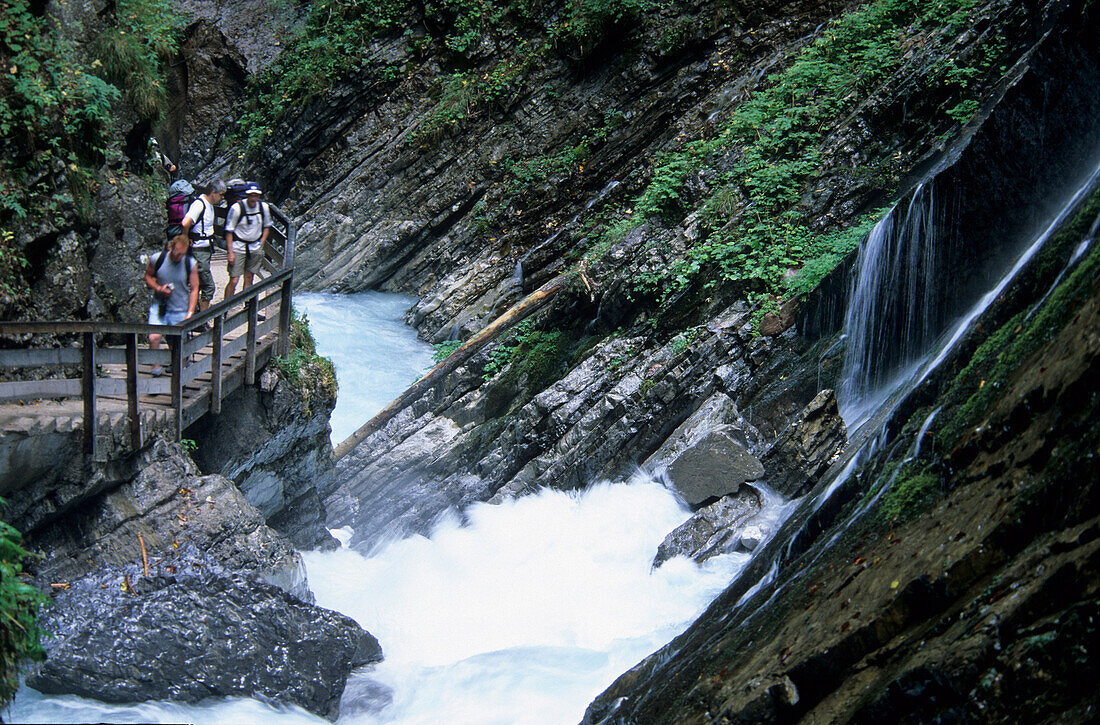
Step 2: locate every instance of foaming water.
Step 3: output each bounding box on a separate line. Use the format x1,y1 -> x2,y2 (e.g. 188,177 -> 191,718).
294,292 -> 435,444
304,479 -> 748,724
10,479 -> 751,724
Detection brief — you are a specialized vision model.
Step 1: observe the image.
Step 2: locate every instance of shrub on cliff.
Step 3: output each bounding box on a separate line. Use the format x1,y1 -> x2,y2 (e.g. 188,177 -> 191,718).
0,507 -> 46,707
274,310 -> 338,416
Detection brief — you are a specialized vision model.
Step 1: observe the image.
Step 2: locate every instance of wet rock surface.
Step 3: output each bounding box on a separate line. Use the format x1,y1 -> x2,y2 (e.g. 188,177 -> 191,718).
189,371 -> 339,551
27,439 -> 311,600
662,433 -> 764,507
761,389 -> 847,498
652,484 -> 762,567
27,554 -> 381,720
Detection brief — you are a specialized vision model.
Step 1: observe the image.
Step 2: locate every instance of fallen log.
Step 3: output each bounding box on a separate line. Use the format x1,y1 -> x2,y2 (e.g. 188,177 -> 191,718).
333,272 -> 572,460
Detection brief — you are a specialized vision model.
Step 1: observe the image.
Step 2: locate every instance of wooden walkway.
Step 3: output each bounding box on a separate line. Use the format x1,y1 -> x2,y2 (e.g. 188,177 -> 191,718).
0,207 -> 296,464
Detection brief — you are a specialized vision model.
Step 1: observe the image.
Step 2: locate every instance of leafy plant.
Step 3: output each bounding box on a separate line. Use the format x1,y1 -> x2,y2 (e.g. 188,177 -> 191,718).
432,339 -> 463,362
0,507 -> 47,708
90,0 -> 179,120
273,310 -> 338,415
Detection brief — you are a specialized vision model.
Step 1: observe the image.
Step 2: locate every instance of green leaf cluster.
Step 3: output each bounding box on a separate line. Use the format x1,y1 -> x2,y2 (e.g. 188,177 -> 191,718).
90,0 -> 179,120
273,309 -> 338,415
595,0 -> 1008,313
0,507 -> 46,708
0,0 -> 123,222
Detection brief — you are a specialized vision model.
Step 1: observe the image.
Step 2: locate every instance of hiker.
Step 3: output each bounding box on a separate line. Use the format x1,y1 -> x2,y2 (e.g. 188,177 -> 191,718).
148,137 -> 177,178
144,234 -> 199,376
223,181 -> 271,300
180,178 -> 225,311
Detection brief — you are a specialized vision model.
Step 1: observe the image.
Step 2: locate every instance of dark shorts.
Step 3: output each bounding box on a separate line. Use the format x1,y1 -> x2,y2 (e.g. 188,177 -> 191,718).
191,245 -> 215,301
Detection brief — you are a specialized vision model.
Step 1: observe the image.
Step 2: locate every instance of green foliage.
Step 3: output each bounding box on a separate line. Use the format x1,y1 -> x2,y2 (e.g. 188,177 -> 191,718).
551,0 -> 655,57
0,506 -> 47,708
0,0 -> 123,223
785,211 -> 885,296
432,339 -> 463,362
0,230 -> 30,304
179,438 -> 197,452
502,109 -> 623,192
273,310 -> 338,415
235,0 -> 411,153
599,0 -> 1007,314
880,466 -> 942,523
90,0 -> 178,121
481,318 -> 573,391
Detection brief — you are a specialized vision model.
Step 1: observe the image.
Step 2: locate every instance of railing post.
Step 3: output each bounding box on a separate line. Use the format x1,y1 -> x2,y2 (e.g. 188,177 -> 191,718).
245,296 -> 257,386
171,334 -> 183,440
278,276 -> 293,357
82,331 -> 97,461
125,333 -> 141,450
211,315 -> 223,414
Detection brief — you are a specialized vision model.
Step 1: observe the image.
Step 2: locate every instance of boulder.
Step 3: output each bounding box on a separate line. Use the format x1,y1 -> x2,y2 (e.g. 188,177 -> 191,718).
27,557 -> 382,721
664,432 -> 765,507
653,485 -> 763,567
761,389 -> 847,498
29,440 -> 311,601
643,392 -> 762,473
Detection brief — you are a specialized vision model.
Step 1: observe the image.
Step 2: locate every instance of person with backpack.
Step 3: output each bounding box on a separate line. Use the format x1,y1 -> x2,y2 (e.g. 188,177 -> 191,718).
180,178 -> 225,311
223,181 -> 271,300
144,234 -> 199,376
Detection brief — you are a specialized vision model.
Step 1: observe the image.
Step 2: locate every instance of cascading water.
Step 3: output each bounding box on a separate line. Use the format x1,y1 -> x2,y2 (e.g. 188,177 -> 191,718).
8,293 -> 789,725
837,183 -> 937,429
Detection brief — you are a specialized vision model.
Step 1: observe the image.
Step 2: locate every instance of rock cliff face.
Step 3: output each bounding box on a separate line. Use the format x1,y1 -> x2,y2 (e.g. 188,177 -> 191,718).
190,368 -> 340,550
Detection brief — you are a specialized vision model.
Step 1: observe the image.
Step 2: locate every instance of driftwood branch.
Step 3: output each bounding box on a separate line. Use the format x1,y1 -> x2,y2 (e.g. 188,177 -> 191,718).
333,273 -> 572,460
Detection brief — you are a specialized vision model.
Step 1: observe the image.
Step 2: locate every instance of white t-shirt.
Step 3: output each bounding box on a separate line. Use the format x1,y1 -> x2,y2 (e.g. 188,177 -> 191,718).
184,197 -> 216,247
225,200 -> 272,251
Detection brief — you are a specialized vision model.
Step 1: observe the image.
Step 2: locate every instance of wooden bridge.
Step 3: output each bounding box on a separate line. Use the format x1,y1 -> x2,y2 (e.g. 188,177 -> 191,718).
0,206 -> 296,464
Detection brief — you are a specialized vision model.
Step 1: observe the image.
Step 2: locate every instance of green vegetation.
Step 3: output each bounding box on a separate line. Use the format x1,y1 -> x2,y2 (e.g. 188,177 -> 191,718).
0,0 -> 119,222
481,318 -> 577,391
880,464 -> 942,523
1,0 -> 177,234
0,229 -> 29,306
90,0 -> 179,120
234,0 -> 656,154
937,188 -> 1100,447
586,0 -> 1008,315
0,506 -> 46,707
432,339 -> 464,362
274,310 -> 338,415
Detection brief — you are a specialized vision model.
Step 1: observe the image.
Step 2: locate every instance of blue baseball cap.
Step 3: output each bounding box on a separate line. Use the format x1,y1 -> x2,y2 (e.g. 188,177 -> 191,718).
244,182 -> 262,196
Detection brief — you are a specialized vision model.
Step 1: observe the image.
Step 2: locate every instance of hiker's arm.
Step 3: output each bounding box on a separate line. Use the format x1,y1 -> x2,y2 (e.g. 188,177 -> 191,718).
225,230 -> 236,265
186,264 -> 199,318
145,262 -> 170,296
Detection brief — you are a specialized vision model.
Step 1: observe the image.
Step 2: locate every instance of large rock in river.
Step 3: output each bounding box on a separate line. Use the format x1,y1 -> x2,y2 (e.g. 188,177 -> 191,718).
27,557 -> 382,721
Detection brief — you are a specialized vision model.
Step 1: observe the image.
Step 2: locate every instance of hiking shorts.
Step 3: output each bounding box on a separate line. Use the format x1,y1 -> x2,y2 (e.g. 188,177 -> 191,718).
228,245 -> 263,278
190,245 -> 215,302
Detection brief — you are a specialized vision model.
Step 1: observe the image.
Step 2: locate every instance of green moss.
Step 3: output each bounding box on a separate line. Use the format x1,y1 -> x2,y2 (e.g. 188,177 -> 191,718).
602,0 -> 1011,308
880,465 -> 943,523
938,188 -> 1100,448
273,310 -> 338,416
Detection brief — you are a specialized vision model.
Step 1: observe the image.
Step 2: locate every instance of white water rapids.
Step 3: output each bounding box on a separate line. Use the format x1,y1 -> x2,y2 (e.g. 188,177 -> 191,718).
9,293 -> 779,724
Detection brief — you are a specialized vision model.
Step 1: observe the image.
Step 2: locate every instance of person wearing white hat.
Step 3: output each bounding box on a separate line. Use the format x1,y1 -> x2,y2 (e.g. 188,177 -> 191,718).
223,181 -> 272,300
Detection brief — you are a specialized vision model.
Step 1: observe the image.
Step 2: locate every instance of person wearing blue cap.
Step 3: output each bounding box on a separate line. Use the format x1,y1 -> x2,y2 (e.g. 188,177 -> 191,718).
223,181 -> 272,300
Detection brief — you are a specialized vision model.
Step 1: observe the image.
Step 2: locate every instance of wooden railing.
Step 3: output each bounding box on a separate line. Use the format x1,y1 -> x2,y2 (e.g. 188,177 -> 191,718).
0,205 -> 296,463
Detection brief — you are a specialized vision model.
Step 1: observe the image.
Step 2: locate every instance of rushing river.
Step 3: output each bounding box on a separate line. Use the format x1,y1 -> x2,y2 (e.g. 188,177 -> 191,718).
9,292 -> 766,725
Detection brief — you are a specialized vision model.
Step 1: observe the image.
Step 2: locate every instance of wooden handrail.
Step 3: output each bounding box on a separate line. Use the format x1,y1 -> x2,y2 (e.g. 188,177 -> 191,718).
0,205 -> 296,462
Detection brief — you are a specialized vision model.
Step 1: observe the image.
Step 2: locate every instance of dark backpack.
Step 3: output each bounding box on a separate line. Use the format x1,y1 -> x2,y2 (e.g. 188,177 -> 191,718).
224,179 -> 250,208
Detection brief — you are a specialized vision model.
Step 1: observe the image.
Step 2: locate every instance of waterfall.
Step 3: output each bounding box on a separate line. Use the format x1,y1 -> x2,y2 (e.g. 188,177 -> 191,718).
837,184 -> 937,428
